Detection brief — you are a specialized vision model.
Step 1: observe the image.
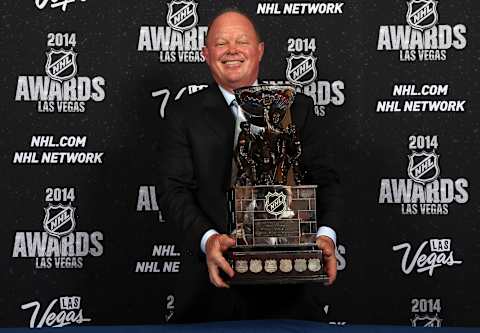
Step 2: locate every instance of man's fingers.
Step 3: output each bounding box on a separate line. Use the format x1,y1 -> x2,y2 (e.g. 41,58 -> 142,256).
208,263 -> 224,288
316,237 -> 334,257
211,271 -> 230,288
205,234 -> 236,288
208,261 -> 230,288
324,255 -> 337,285
316,236 -> 337,285
216,255 -> 235,278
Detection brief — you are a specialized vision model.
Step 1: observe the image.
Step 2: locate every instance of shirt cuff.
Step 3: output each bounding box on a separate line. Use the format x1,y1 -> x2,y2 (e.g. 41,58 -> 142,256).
200,229 -> 219,254
316,226 -> 337,248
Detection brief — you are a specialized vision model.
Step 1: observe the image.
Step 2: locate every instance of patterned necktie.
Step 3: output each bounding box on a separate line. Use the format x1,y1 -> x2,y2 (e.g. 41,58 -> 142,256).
230,100 -> 244,149
230,100 -> 242,185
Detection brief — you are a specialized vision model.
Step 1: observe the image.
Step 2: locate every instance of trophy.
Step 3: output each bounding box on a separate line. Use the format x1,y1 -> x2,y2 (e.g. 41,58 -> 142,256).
226,85 -> 328,284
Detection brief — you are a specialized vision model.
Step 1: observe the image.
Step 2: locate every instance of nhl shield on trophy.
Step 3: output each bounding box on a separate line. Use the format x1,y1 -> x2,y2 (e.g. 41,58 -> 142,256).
226,84 -> 328,284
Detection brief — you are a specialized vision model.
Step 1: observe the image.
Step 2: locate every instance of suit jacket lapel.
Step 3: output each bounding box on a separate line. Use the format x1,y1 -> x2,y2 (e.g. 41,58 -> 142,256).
202,84 -> 235,190
203,84 -> 235,143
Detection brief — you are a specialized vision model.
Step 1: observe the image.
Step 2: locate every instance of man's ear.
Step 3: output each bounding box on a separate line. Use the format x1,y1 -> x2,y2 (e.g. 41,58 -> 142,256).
202,46 -> 210,64
258,42 -> 265,61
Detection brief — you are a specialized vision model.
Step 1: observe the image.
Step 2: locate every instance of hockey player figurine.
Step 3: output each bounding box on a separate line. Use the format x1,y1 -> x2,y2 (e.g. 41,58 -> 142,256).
280,125 -> 304,185
235,121 -> 256,185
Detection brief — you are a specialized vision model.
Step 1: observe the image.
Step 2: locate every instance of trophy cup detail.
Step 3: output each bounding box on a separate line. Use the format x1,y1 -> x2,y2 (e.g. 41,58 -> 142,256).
227,85 -> 328,284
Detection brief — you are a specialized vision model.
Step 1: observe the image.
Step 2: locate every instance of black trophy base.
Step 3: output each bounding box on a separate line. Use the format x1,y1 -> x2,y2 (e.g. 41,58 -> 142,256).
226,246 -> 328,285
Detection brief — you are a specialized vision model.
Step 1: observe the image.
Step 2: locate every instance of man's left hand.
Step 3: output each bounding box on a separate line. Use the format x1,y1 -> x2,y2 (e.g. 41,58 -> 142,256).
316,235 -> 337,285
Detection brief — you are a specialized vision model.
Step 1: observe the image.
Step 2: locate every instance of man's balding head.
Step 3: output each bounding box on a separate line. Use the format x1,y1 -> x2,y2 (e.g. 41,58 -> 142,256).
206,8 -> 262,43
202,10 -> 264,92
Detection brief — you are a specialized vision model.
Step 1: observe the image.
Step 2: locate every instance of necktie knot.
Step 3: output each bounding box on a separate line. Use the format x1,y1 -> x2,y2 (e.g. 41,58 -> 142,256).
230,100 -> 239,116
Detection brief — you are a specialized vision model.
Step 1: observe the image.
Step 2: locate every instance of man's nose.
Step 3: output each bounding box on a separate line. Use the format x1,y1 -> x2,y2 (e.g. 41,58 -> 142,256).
226,43 -> 239,54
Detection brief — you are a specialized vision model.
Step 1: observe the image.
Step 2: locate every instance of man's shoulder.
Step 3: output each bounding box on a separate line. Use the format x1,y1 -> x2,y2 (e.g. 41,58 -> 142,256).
292,92 -> 313,106
291,91 -> 314,119
168,84 -> 222,117
176,84 -> 220,106
165,84 -> 216,119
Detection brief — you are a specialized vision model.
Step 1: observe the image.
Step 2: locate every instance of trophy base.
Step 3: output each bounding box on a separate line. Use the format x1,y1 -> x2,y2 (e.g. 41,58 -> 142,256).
226,246 -> 328,285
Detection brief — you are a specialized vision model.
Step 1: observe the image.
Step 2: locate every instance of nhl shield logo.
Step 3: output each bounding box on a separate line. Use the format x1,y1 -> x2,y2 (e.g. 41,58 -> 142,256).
407,151 -> 440,185
265,191 -> 287,218
166,0 -> 198,32
286,53 -> 317,86
406,0 -> 438,31
43,203 -> 76,238
45,48 -> 78,82
411,314 -> 442,327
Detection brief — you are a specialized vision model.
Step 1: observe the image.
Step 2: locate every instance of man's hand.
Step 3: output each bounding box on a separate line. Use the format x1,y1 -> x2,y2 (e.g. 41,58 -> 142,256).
205,234 -> 236,288
316,235 -> 337,285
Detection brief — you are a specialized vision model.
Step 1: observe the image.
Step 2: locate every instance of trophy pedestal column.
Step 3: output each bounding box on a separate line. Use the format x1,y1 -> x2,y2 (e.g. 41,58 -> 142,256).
227,185 -> 328,285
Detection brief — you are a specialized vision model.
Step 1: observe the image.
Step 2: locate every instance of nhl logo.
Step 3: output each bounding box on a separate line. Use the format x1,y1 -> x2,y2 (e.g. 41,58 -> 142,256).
407,151 -> 440,185
166,0 -> 198,32
265,191 -> 287,218
406,0 -> 439,31
411,314 -> 442,327
43,203 -> 76,238
45,48 -> 78,82
286,53 -> 317,86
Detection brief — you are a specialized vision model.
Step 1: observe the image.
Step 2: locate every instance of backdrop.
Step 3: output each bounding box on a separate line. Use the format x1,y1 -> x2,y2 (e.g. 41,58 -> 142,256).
1,0 -> 479,329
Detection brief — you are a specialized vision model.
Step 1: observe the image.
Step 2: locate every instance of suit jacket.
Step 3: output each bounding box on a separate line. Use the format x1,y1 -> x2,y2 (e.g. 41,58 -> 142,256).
158,83 -> 343,321
159,83 -> 343,261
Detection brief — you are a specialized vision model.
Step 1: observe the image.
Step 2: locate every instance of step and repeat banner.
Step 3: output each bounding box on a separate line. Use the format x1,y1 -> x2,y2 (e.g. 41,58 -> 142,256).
1,0 -> 479,329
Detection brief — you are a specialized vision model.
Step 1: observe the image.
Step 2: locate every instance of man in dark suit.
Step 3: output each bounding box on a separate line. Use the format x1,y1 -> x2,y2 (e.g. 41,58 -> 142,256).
159,9 -> 343,322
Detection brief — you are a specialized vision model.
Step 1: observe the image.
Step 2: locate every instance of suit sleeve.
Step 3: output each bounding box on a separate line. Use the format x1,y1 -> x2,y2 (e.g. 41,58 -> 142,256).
298,96 -> 344,232
158,101 -> 214,258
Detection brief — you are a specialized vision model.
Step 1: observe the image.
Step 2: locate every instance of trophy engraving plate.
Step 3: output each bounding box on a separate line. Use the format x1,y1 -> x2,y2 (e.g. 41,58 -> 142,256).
294,259 -> 307,272
264,259 -> 278,273
235,260 -> 248,274
308,258 -> 322,272
279,259 -> 293,273
254,220 -> 298,239
250,260 -> 263,273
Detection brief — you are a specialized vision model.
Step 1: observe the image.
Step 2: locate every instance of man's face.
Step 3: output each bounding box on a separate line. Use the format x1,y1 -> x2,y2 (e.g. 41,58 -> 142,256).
202,12 -> 264,92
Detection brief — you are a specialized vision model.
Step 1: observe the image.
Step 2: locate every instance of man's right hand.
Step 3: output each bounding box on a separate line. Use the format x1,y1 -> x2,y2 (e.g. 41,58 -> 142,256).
205,234 -> 236,288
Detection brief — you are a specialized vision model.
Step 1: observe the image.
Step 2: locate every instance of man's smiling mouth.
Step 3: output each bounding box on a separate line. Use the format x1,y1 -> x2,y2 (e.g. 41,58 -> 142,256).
222,60 -> 244,65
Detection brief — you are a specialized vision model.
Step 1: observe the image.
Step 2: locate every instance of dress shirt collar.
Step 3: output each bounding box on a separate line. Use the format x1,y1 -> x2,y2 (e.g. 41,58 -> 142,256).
218,81 -> 258,106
